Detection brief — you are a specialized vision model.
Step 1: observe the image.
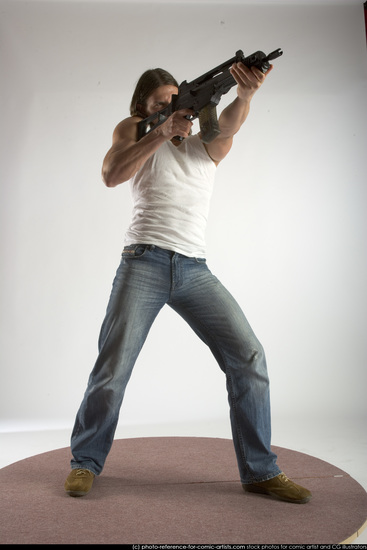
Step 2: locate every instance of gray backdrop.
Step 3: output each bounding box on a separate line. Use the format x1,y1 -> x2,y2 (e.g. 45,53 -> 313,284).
1,0 -> 366,435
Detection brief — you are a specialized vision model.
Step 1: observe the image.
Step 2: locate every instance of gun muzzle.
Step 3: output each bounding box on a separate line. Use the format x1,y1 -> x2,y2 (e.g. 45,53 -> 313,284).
266,48 -> 283,62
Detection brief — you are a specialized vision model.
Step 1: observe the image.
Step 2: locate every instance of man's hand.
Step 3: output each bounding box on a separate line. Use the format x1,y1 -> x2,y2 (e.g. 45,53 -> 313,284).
156,109 -> 194,141
230,62 -> 273,102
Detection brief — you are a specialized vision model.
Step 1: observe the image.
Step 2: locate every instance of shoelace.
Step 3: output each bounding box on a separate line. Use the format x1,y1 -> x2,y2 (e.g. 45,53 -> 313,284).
278,473 -> 290,483
74,469 -> 92,477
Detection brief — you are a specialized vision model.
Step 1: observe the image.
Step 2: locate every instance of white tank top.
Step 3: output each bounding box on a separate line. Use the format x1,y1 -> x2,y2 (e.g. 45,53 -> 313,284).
124,134 -> 216,257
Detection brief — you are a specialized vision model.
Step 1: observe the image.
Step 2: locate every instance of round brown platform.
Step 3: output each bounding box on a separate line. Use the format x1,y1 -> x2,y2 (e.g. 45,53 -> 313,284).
0,437 -> 366,544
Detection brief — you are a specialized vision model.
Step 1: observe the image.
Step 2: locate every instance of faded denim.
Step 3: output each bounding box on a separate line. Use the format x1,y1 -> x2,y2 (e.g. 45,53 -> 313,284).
70,245 -> 281,483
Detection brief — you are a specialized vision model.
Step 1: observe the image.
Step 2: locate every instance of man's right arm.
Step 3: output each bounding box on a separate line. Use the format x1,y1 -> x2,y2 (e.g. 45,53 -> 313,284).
101,110 -> 193,188
101,116 -> 165,188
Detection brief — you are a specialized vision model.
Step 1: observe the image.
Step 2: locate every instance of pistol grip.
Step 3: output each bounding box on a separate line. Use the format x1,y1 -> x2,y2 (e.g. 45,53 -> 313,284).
199,103 -> 221,144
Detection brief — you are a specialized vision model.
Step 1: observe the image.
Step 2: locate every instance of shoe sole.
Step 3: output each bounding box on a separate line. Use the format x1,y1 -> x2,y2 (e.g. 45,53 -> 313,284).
66,490 -> 89,497
243,484 -> 312,504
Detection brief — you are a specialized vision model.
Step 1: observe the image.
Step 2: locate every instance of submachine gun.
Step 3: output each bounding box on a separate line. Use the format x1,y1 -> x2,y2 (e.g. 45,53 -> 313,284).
137,48 -> 283,144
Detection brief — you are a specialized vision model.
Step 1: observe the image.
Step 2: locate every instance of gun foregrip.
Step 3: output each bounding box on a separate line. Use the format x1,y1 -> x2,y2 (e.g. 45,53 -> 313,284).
199,103 -> 221,144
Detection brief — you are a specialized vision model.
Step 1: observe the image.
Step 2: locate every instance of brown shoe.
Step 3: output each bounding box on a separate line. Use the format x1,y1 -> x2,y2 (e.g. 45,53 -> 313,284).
64,468 -> 95,497
243,472 -> 312,504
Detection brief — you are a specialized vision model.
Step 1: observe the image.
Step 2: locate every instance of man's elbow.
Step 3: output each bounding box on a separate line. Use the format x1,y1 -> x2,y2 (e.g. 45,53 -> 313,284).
101,169 -> 119,188
102,176 -> 116,188
101,158 -> 132,187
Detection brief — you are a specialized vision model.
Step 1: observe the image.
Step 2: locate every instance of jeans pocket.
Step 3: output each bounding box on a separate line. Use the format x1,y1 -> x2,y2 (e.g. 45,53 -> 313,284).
195,257 -> 206,264
122,244 -> 150,258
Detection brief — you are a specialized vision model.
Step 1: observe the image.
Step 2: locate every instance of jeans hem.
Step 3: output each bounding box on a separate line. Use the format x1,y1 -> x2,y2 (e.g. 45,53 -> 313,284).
241,468 -> 282,485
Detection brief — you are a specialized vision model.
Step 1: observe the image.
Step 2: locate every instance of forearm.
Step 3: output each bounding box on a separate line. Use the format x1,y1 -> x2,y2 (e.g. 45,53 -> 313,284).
217,96 -> 251,139
102,128 -> 166,188
203,96 -> 252,163
203,63 -> 272,163
102,110 -> 193,187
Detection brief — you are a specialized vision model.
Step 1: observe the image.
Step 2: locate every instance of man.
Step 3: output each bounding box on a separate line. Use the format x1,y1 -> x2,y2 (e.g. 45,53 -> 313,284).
64,59 -> 312,504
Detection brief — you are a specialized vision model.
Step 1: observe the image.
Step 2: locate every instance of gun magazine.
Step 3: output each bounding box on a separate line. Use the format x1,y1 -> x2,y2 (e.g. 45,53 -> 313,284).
199,104 -> 221,144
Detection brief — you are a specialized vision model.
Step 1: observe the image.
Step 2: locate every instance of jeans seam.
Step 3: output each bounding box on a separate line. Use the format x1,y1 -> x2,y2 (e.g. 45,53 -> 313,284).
170,302 -> 254,482
225,369 -> 255,482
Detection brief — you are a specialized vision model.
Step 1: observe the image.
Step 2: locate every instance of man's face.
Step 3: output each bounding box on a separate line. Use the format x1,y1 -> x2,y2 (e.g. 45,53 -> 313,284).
143,85 -> 178,117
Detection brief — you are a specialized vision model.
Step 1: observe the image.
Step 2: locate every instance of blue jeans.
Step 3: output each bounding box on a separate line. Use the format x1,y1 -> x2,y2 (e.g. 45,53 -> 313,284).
70,245 -> 281,483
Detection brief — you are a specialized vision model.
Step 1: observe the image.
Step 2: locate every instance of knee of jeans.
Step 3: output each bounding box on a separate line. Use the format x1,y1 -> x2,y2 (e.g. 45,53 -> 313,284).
248,344 -> 264,363
228,346 -> 269,390
243,342 -> 268,373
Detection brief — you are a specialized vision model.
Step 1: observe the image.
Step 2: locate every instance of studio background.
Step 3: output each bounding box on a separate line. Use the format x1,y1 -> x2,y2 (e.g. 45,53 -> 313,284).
1,0 -> 366,480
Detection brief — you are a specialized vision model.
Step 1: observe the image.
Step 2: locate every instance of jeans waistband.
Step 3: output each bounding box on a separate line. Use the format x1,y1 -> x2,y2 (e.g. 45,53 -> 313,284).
123,244 -> 197,260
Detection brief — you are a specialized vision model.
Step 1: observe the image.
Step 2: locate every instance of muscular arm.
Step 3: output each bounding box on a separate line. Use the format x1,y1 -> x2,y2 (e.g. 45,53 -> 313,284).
203,63 -> 273,165
102,117 -> 165,187
102,110 -> 193,188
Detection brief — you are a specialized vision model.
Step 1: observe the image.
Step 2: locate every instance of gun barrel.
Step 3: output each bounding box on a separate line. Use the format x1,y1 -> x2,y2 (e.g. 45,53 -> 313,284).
184,50 -> 244,88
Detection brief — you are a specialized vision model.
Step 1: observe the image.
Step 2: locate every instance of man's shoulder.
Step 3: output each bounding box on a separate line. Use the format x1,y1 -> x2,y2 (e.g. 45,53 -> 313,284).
114,116 -> 142,134
112,116 -> 142,142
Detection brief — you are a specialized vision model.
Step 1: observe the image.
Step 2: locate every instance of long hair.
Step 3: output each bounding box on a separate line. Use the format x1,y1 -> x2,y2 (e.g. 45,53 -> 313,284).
130,68 -> 179,117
